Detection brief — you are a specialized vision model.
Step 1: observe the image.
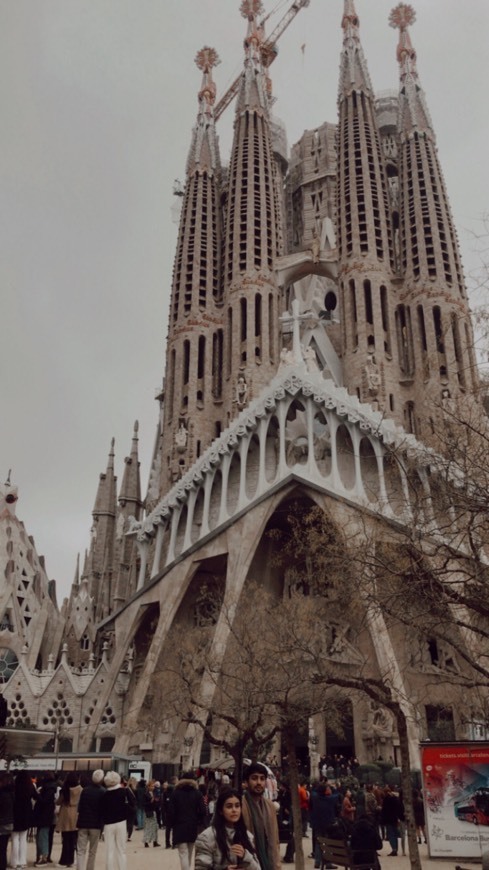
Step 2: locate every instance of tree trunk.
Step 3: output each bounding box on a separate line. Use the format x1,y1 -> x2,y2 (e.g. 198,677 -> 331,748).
284,728 -> 305,870
396,709 -> 422,870
232,744 -> 245,790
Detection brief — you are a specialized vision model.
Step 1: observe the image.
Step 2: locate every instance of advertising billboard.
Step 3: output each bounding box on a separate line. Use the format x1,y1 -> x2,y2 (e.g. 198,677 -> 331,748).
421,742 -> 489,859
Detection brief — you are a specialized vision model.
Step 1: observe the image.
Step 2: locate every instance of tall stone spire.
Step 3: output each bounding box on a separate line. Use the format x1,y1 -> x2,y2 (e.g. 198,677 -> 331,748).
337,0 -> 396,415
221,0 -> 284,414
159,46 -> 224,496
87,439 -> 117,621
113,421 -> 143,609
390,4 -> 478,419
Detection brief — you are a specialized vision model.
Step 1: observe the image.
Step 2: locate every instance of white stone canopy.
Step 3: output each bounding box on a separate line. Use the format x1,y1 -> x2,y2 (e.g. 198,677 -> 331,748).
128,358 -> 434,588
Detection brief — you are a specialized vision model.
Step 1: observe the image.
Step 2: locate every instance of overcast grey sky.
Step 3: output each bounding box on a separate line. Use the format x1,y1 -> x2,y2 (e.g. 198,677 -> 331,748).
1,0 -> 488,605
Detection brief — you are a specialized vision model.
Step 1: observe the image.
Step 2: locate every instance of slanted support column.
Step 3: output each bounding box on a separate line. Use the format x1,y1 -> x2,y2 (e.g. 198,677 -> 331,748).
350,427 -> 364,500
151,524 -> 166,578
238,437 -> 250,511
375,444 -> 390,511
329,417 -> 341,490
166,508 -> 181,566
257,417 -> 268,496
361,545 -> 421,767
277,402 -> 288,476
218,453 -> 232,526
136,539 -> 150,591
183,489 -> 198,552
306,398 -> 316,477
200,471 -> 214,539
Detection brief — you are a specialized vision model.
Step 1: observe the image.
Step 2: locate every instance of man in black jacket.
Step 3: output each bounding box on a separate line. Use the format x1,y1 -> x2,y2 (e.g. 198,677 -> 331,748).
168,772 -> 206,870
76,769 -> 105,870
350,814 -> 382,870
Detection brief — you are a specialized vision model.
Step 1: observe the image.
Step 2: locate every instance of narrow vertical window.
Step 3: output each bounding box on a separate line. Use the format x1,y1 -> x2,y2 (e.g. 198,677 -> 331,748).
350,280 -> 358,349
183,340 -> 190,386
227,308 -> 233,378
255,294 -> 262,337
451,313 -> 466,388
240,298 -> 247,342
212,330 -> 223,399
380,285 -> 391,356
167,348 -> 175,423
269,293 -> 275,363
198,336 -> 205,380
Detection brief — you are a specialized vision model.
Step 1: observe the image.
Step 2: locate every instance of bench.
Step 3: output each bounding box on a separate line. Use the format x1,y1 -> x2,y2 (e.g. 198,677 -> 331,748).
317,836 -> 379,870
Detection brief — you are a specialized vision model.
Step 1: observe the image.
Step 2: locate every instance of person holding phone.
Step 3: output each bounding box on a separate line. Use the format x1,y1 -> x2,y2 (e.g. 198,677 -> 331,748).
195,788 -> 260,870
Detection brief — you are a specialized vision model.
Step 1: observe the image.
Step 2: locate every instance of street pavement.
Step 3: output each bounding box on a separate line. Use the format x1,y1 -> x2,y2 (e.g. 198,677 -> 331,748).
19,831 -> 463,869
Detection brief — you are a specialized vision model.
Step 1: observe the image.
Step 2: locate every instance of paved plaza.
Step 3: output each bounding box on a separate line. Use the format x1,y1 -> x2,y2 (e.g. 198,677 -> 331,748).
17,832 -> 462,870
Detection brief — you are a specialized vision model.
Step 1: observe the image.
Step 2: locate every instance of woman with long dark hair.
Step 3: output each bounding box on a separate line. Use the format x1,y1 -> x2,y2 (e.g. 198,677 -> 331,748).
195,788 -> 260,870
56,772 -> 82,868
12,770 -> 37,869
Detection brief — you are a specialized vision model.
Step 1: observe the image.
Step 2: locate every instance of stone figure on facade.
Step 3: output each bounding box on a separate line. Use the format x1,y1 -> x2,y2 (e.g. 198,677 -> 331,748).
302,344 -> 320,373
362,701 -> 394,759
175,422 -> 188,453
364,355 -> 381,396
236,374 -> 248,407
310,227 -> 321,263
279,347 -> 296,370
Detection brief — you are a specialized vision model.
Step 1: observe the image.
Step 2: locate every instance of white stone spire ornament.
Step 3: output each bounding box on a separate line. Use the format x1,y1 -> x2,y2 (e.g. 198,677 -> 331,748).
389,3 -> 434,138
195,46 -> 220,117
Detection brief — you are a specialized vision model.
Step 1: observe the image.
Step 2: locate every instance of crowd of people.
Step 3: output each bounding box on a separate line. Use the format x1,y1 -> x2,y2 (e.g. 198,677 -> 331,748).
0,768 -> 136,870
0,760 -> 427,870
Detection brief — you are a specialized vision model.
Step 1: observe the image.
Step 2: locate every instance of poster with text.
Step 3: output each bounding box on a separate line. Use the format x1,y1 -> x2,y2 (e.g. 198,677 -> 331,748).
421,742 -> 489,858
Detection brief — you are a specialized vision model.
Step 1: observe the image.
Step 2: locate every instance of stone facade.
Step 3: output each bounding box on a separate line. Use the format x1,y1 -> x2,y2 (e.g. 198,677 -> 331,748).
0,2 -> 484,769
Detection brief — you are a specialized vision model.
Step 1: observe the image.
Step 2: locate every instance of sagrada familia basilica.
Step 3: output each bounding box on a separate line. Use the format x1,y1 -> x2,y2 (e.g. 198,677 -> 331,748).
0,1 -> 484,770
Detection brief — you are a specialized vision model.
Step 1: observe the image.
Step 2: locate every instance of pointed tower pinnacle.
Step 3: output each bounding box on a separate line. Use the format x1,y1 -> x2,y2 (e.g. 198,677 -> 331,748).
338,0 -> 373,99
187,46 -> 221,177
93,438 -> 116,516
237,0 -> 270,115
389,4 -> 434,139
87,438 -> 117,611
118,421 -> 142,508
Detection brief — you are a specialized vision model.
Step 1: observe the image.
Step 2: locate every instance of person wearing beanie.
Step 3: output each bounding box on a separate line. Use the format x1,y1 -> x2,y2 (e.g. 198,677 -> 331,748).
76,770 -> 106,870
100,771 -> 129,870
241,764 -> 281,870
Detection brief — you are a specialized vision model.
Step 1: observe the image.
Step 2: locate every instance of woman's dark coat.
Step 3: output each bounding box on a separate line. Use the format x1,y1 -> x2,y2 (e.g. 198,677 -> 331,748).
167,778 -> 206,845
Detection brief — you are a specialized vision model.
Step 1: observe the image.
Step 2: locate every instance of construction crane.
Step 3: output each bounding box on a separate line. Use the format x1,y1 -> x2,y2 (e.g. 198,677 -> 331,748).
213,0 -> 310,121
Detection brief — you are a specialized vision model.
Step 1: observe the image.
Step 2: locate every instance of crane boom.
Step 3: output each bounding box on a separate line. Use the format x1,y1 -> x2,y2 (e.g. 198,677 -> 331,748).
214,0 -> 310,122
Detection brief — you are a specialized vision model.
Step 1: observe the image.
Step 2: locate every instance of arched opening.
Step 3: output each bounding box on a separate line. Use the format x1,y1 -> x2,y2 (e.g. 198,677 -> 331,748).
226,452 -> 241,516
191,489 -> 205,545
265,416 -> 280,484
245,435 -> 260,500
174,505 -> 188,558
383,453 -> 405,516
208,471 -> 223,531
285,399 -> 308,468
359,437 -> 379,503
313,410 -> 331,477
336,425 -> 355,490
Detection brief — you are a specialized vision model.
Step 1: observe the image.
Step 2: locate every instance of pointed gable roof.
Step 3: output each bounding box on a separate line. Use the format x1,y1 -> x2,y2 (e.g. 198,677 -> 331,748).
129,349 -> 431,566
